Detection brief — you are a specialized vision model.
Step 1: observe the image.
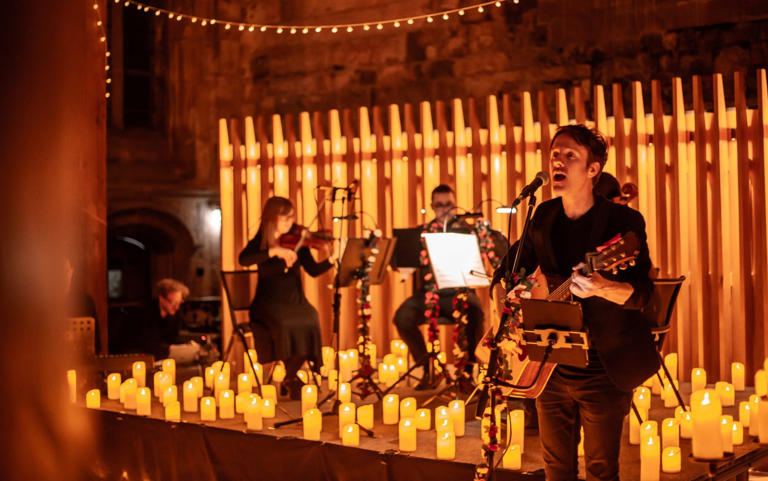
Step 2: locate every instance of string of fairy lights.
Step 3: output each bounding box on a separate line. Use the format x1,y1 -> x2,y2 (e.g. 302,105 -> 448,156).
113,0 -> 517,34
92,2 -> 112,99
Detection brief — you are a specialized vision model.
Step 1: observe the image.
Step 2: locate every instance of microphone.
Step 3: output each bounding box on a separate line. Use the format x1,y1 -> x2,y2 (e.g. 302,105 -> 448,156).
346,180 -> 359,201
455,212 -> 483,219
510,171 -> 550,209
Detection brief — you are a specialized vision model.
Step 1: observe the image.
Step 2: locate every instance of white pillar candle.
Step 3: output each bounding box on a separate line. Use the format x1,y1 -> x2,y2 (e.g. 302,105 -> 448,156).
342,423 -> 359,447
640,435 -> 660,481
161,358 -> 175,385
448,400 -> 465,437
399,418 -> 417,452
338,352 -> 350,381
756,370 -> 768,397
238,373 -> 252,395
731,362 -> 745,391
634,387 -> 651,411
200,396 -> 216,421
715,382 -> 735,407
136,387 -> 152,416
235,393 -> 249,414
630,407 -> 648,445
503,444 -> 521,470
121,378 -> 137,409
132,362 -> 145,387
680,411 -> 693,439
508,409 -> 525,453
261,385 -> 277,405
357,404 -> 374,429
214,371 -> 229,401
244,349 -> 258,375
641,420 -> 658,445
86,389 -> 100,409
661,446 -> 681,473
436,431 -> 455,460
183,380 -> 197,412
321,346 -> 335,369
261,398 -> 275,418
272,362 -> 286,383
664,353 -> 678,380
154,372 -> 171,399
435,405 -> 451,424
732,421 -> 743,445
721,416 -> 734,453
301,385 -> 317,413
415,408 -> 431,431
338,382 -> 351,403
191,376 -> 203,397
395,356 -> 407,375
674,406 -> 685,422
691,368 -> 707,393
303,408 -> 321,440
749,395 -> 760,437
205,366 -> 215,389
252,363 -> 264,386
436,418 -> 454,436
165,401 -> 180,422
296,369 -> 309,384
383,394 -> 399,424
107,373 -> 121,400
691,389 -> 723,459
739,401 -> 751,427
400,397 -> 417,420
661,418 -> 679,448
662,380 -> 680,408
245,397 -> 263,431
163,385 -> 177,406
347,349 -> 359,371
219,390 -> 235,419
67,370 -> 76,403
338,402 -> 356,435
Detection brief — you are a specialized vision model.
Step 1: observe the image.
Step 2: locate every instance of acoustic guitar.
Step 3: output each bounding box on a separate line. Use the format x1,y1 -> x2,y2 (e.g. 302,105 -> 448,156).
476,232 -> 641,399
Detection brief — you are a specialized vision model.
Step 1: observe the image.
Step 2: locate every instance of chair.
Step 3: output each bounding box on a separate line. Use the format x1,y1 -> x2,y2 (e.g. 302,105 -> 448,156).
220,270 -> 274,370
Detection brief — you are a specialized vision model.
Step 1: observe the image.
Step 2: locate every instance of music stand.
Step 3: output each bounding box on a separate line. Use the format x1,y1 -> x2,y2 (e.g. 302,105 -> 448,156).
337,238 -> 396,287
519,298 -> 588,368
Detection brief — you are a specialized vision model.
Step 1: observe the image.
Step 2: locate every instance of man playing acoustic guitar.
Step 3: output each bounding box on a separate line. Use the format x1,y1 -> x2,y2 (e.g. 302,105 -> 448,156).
491,124 -> 660,481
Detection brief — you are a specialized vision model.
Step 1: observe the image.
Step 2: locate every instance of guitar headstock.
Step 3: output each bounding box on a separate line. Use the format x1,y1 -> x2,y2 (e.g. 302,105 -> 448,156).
584,231 -> 641,275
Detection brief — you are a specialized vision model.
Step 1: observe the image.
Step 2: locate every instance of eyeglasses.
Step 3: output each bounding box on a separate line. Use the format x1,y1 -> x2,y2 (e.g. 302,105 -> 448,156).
432,202 -> 454,209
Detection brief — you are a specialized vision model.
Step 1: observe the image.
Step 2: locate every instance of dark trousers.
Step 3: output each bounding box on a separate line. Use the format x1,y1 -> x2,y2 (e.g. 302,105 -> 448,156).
535,369 -> 632,481
392,290 -> 484,366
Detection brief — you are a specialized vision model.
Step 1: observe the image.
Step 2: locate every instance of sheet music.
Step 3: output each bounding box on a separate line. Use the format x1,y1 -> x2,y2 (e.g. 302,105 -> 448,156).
422,233 -> 491,290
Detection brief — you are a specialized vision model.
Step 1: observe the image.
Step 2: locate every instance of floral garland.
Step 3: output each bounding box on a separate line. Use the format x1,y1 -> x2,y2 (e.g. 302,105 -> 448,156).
419,221 -> 443,349
354,229 -> 381,396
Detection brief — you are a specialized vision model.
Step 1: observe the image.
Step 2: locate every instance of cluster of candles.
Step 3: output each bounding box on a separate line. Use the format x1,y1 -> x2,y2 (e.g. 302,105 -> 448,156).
630,354 -> 768,481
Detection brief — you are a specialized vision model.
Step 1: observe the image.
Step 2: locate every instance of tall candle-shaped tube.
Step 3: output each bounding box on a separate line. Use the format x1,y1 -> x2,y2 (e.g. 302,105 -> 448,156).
756,370 -> 768,397
262,398 -> 275,418
338,402 -> 356,435
749,395 -> 760,437
630,407 -> 648,445
163,385 -> 177,407
219,390 -> 235,419
691,389 -> 723,459
183,380 -> 197,412
640,420 -> 658,445
191,376 -> 203,397
238,373 -> 252,395
165,400 -> 180,422
301,385 -> 317,413
448,400 -> 465,437
107,373 -> 121,400
731,362 -> 745,391
509,409 -> 525,453
664,353 -> 678,380
132,362 -> 145,387
205,366 -> 215,389
338,383 -> 351,403
121,378 -> 137,409
663,381 -> 679,408
739,401 -> 751,427
399,418 -> 417,452
503,444 -> 522,470
732,421 -> 743,445
680,411 -> 693,439
759,399 -> 768,443
634,387 -> 651,411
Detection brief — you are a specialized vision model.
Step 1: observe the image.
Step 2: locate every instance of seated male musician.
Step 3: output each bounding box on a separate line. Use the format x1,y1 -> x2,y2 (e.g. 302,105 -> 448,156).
492,125 -> 659,481
393,184 -> 504,390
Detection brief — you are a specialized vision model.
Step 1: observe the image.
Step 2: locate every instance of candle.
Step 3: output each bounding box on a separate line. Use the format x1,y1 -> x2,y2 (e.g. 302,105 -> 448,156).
214,371 -> 229,401
680,411 -> 693,439
338,352 -> 350,381
640,420 -> 658,445
245,397 -> 263,431
272,362 -> 286,383
302,385 -> 317,413
759,399 -> 768,443
691,389 -> 723,459
415,408 -> 431,430
191,376 -> 203,397
347,349 -> 359,371
107,373 -> 121,400
165,401 -> 180,422
342,423 -> 359,447
731,362 -> 745,391
219,390 -> 235,419
721,415 -> 734,453
749,395 -> 760,437
630,407 -> 648,445
508,409 -> 525,452
715,382 -> 735,406
338,402 -> 356,434
339,383 -> 351,403
756,370 -> 768,397
262,398 -> 275,418
664,353 -> 678,380
244,349 -> 258,375
121,379 -> 138,409
435,405 -> 450,424
163,385 -> 177,406
650,372 -> 662,395
662,380 -> 679,408
640,435 -> 660,481
238,373 -> 252,395
261,385 -> 277,405
200,396 -> 216,421
674,406 -> 685,422
296,369 -> 308,384
661,446 -> 681,473
303,408 -> 321,440
448,400 -> 465,437
400,397 -> 417,420
383,394 -> 399,424
132,362 -> 145,387
205,366 -> 215,389
739,401 -> 751,427
67,370 -> 76,403
183,381 -> 197,412
732,421 -> 743,445
395,356 -> 407,375
436,431 -> 455,460
328,369 -> 338,391
661,418 -> 679,448
154,372 -> 171,399
161,358 -> 175,385
634,387 -> 651,411
399,418 -> 417,452
357,404 -> 374,429
253,363 -> 264,386
86,389 -> 100,409
436,418 -> 454,437
503,444 -> 521,470
236,393 -> 249,413
321,346 -> 335,369
691,368 -> 707,392
136,387 -> 151,416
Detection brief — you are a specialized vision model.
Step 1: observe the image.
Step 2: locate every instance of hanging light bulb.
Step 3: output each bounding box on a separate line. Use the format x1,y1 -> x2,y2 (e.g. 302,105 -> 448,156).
426,16 -> 433,22
191,17 -> 198,23
458,9 -> 465,15
495,1 -> 502,6
346,26 -> 353,32
290,27 -> 297,34
442,13 -> 449,20
331,26 -> 338,33
302,27 -> 309,34
201,19 -> 207,25
210,19 -> 216,24
478,5 -> 484,12
363,24 -> 370,30
155,10 -> 161,16
260,26 -> 267,32
407,18 -> 414,24
238,25 -> 245,31
315,27 -> 322,32
394,21 -> 400,27
225,23 -> 231,29
277,27 -> 283,33
376,23 -> 383,30
248,25 -> 255,31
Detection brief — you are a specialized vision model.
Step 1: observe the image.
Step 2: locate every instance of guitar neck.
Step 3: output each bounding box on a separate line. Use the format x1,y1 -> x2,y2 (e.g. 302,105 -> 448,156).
547,276 -> 573,302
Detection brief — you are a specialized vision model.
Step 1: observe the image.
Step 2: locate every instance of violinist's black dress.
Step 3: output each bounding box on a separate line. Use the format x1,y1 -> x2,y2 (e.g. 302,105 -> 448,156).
238,230 -> 332,369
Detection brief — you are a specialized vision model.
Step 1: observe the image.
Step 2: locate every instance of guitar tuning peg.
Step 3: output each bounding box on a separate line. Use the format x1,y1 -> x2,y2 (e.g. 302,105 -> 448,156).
629,260 -> 636,267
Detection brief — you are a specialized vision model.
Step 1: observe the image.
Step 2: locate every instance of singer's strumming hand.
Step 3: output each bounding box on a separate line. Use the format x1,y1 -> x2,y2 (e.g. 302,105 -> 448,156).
570,262 -> 634,305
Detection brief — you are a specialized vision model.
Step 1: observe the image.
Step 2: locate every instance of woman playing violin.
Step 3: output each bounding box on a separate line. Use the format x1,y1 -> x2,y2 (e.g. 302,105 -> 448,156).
238,196 -> 333,398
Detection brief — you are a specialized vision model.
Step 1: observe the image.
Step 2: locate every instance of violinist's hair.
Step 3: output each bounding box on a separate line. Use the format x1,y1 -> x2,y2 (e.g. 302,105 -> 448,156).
259,196 -> 294,249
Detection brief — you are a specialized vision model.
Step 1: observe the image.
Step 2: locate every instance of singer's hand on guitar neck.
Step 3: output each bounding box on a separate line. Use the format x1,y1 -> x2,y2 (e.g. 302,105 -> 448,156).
570,262 -> 634,305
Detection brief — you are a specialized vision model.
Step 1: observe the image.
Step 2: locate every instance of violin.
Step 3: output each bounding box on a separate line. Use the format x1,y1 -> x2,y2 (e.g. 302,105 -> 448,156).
278,224 -> 333,252
620,182 -> 639,204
